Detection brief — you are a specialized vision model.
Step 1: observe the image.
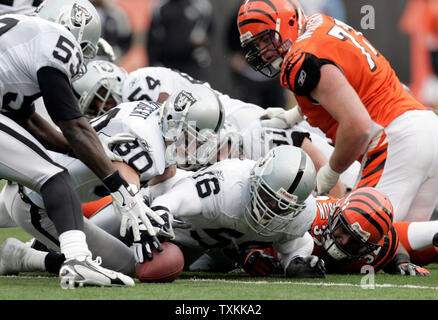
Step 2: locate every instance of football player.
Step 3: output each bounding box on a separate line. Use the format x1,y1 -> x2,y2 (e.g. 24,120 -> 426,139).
244,187 -> 434,277
122,66 -> 360,196
0,82 -> 225,277
237,0 -> 438,225
138,145 -> 327,278
0,0 -> 165,287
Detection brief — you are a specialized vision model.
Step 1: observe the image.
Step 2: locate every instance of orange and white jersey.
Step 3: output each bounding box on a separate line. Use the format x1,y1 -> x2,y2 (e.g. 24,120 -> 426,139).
280,14 -> 426,144
309,196 -> 398,272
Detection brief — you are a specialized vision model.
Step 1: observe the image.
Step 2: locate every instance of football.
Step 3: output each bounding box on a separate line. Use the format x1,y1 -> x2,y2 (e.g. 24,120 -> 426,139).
135,242 -> 185,283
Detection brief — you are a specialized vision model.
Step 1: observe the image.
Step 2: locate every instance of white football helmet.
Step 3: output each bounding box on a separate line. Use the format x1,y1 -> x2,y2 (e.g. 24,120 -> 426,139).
37,0 -> 101,59
160,83 -> 225,170
245,145 -> 316,235
72,60 -> 127,118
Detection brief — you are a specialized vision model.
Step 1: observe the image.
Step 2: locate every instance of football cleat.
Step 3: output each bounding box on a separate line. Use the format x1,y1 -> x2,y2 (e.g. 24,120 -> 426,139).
59,255 -> 135,289
0,237 -> 29,275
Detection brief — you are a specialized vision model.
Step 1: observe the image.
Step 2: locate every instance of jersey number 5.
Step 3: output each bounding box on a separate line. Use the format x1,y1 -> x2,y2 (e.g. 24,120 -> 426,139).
52,35 -> 82,77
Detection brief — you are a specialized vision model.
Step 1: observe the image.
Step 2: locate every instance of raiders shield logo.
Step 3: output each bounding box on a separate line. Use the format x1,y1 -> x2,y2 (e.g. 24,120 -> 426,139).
174,90 -> 197,112
71,3 -> 92,27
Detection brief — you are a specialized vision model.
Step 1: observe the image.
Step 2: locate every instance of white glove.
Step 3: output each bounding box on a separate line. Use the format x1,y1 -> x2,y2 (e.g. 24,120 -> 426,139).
98,132 -> 136,162
260,106 -> 304,129
111,184 -> 165,242
316,163 -> 340,196
97,38 -> 116,62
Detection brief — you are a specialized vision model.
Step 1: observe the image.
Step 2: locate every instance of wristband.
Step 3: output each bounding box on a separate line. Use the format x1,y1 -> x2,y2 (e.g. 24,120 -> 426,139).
102,170 -> 129,193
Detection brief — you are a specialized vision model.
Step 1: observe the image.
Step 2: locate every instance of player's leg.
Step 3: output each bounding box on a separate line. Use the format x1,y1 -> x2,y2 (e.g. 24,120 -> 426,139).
357,110 -> 438,222
395,221 -> 438,266
0,114 -> 133,287
1,188 -> 136,280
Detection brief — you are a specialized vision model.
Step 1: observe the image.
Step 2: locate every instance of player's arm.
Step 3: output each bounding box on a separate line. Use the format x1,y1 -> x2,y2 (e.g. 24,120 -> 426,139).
301,137 -> 347,198
311,64 -> 372,175
37,66 -> 116,178
151,177 -> 203,218
275,232 -> 326,278
18,111 -> 70,153
37,66 -> 165,246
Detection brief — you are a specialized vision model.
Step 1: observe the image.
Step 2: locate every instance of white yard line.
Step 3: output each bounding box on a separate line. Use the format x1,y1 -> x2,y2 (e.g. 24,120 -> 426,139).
2,275 -> 438,290
187,278 -> 438,290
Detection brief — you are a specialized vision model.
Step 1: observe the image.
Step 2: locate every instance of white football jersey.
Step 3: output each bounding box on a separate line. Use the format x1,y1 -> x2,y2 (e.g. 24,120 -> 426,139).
151,159 -> 317,267
241,121 -> 360,189
121,66 -> 262,127
0,14 -> 83,113
0,0 -> 41,15
88,101 -> 167,183
22,100 -> 168,206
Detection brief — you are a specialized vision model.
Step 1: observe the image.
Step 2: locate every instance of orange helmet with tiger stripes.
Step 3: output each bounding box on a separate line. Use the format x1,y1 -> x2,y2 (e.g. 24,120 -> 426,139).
324,187 -> 394,261
237,0 -> 307,77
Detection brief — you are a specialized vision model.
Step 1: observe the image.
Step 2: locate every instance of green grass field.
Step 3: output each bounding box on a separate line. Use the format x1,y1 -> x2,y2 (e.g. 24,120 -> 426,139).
1,227 -> 438,302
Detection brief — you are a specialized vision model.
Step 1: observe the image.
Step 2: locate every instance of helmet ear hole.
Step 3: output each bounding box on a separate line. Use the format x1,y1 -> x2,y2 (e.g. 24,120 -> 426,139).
288,19 -> 295,27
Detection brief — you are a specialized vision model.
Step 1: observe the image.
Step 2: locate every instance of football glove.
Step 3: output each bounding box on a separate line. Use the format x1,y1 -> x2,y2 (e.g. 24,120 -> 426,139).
98,132 -> 136,162
132,222 -> 163,263
397,263 -> 431,276
260,106 -> 304,129
384,253 -> 431,276
96,38 -> 116,62
316,163 -> 340,196
150,207 -> 175,241
111,183 -> 165,243
285,255 -> 326,278
243,249 -> 281,276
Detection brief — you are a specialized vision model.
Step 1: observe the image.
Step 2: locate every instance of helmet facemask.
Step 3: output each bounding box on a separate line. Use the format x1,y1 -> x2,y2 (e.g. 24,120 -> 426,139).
245,172 -> 306,236
242,29 -> 292,78
161,100 -> 216,170
324,206 -> 381,262
73,61 -> 126,118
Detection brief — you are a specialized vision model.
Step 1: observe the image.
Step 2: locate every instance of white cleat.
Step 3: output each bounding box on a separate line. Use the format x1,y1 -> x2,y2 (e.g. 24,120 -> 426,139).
59,255 -> 135,289
0,237 -> 28,275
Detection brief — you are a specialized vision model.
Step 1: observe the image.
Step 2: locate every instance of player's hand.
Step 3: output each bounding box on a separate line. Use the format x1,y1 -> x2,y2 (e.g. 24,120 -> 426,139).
396,263 -> 431,276
260,106 -> 304,129
111,183 -> 165,242
285,255 -> 326,278
98,132 -> 136,162
243,249 -> 280,276
132,222 -> 163,263
316,164 -> 340,196
97,38 -> 116,62
150,207 -> 175,241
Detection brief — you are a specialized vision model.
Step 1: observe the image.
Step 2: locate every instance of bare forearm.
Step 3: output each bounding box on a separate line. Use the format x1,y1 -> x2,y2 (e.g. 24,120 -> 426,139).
57,117 -> 116,179
330,123 -> 370,173
22,113 -> 70,153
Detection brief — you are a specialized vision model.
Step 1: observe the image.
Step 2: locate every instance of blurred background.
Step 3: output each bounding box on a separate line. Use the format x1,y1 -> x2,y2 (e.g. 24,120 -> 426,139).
102,0 -> 437,111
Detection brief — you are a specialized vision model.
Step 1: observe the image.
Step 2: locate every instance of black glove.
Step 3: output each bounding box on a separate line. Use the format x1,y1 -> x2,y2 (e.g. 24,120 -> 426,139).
384,253 -> 431,276
285,255 -> 326,278
150,206 -> 174,241
132,222 -> 163,263
243,249 -> 281,276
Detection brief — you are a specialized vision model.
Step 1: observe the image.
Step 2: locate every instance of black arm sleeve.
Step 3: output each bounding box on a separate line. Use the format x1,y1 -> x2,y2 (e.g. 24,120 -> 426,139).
36,67 -> 83,123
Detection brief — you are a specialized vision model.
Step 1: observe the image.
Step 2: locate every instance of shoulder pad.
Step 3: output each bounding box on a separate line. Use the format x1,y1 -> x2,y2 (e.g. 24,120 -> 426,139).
281,52 -> 321,97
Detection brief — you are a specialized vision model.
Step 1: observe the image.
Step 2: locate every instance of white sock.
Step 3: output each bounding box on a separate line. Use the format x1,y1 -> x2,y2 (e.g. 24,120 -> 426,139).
407,221 -> 438,251
59,230 -> 91,260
